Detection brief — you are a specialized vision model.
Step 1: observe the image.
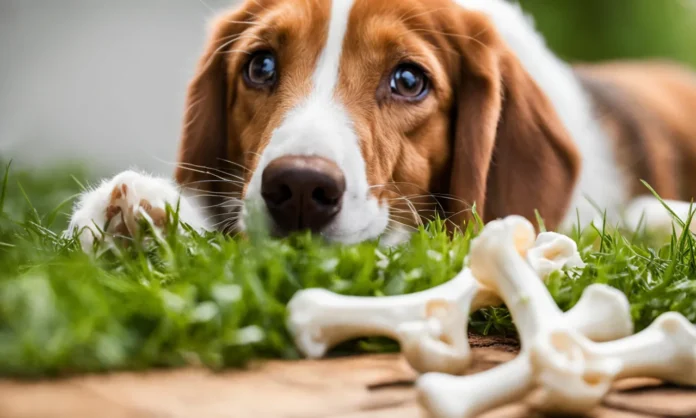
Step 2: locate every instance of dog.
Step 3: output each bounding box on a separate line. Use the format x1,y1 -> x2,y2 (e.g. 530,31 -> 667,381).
65,0 -> 696,249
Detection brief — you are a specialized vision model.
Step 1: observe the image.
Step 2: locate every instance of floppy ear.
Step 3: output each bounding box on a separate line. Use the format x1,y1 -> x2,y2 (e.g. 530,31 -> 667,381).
447,13 -> 581,230
174,7 -> 252,194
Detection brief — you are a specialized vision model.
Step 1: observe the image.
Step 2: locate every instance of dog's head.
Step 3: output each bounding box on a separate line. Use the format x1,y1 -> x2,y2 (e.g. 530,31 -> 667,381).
176,0 -> 581,244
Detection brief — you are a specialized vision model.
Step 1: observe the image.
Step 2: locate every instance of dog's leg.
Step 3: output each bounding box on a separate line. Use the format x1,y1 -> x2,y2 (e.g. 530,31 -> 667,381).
64,170 -> 210,250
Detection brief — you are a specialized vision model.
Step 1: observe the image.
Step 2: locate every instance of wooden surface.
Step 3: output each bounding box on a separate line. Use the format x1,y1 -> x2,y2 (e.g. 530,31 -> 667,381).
1,335 -> 694,418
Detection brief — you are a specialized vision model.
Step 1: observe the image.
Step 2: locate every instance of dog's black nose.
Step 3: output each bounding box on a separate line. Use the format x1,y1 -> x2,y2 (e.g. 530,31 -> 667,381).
261,156 -> 346,234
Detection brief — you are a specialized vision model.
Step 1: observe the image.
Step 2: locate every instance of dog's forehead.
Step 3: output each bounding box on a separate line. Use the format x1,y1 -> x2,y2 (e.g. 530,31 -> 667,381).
312,0 -> 454,86
242,0 -> 456,89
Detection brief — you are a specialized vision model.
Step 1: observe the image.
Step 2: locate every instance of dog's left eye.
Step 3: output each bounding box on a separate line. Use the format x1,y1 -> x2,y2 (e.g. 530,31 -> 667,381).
244,51 -> 277,88
390,64 -> 429,100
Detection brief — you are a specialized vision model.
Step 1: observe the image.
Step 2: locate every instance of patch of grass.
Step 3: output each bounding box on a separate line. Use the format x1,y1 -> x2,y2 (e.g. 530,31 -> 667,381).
0,161 -> 695,377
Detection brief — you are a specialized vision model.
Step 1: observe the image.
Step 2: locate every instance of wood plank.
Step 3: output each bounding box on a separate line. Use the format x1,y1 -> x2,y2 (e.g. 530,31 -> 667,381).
0,336 -> 694,418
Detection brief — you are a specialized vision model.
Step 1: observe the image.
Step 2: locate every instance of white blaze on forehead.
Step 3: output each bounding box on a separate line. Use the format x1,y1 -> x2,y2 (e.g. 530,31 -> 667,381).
242,0 -> 390,244
312,0 -> 355,98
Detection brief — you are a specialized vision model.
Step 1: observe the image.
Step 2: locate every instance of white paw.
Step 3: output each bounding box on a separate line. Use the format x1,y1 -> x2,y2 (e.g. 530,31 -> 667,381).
624,196 -> 695,234
64,170 -> 208,250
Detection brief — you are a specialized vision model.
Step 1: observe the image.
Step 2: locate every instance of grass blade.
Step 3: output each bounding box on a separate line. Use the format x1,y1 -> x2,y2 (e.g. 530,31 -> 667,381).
0,160 -> 11,216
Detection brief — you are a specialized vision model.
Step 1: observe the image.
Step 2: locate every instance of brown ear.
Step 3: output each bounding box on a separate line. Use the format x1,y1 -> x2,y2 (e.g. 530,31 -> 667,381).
174,7 -> 253,193
447,14 -> 581,230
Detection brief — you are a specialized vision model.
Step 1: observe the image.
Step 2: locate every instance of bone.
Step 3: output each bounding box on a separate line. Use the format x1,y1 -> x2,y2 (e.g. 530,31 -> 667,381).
469,217 -> 632,342
286,224 -> 585,374
562,284 -> 633,342
397,297 -> 475,375
418,356 -> 533,418
476,218 -> 629,413
528,329 -> 621,414
286,269 -> 485,372
531,311 -> 696,414
416,283 -> 634,417
592,311 -> 696,384
468,216 -> 566,341
527,231 -> 586,277
419,216 -> 694,417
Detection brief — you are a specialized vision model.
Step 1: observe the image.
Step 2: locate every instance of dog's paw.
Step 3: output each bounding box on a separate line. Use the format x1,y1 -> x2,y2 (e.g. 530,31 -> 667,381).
65,170 -> 208,250
624,196 -> 695,234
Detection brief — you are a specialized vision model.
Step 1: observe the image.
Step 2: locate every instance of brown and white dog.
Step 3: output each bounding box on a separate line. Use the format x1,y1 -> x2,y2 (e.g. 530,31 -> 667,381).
66,0 -> 696,248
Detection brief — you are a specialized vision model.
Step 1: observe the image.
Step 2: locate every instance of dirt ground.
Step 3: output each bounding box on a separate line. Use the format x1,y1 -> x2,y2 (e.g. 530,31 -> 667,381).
1,335 -> 694,418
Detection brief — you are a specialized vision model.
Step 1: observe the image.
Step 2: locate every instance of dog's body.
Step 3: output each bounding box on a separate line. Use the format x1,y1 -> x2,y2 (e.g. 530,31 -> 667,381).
66,0 -> 696,248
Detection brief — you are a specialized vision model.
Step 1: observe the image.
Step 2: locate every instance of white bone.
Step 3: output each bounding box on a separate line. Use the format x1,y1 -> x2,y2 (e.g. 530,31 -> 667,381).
418,216 -> 694,417
418,355 -> 533,418
466,217 -> 566,341
286,269 -> 486,373
416,284 -> 633,418
527,232 -> 585,277
397,297 -> 475,375
598,312 -> 696,384
561,284 -> 632,343
286,228 -> 585,374
532,311 -> 696,413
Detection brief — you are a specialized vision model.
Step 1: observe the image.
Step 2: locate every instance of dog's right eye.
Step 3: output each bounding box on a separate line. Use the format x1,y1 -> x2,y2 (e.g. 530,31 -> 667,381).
390,64 -> 429,101
244,51 -> 277,88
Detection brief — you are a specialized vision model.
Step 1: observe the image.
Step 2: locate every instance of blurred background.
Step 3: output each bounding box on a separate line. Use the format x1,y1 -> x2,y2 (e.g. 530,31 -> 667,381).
1,0 -> 696,178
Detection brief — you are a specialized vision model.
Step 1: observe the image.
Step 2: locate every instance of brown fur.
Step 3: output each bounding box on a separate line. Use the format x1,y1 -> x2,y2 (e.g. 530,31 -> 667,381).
175,0 -> 585,234
442,10 -> 580,229
335,0 -> 581,230
175,0 -> 330,226
576,61 -> 696,202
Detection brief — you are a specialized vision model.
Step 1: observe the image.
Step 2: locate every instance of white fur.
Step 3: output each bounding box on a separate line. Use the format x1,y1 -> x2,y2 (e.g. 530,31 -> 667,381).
457,0 -> 629,230
65,170 -> 209,250
242,0 -> 392,244
312,0 -> 353,96
625,196 -> 696,233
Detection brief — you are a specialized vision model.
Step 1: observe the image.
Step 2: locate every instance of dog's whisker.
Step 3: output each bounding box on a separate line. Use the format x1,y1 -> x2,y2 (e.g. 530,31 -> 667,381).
216,158 -> 252,174
387,218 -> 420,231
390,195 -> 445,220
211,213 -> 242,231
183,185 -> 245,194
175,165 -> 244,183
243,150 -> 263,161
207,212 -> 235,225
194,199 -> 244,209
183,184 -> 245,193
395,197 -> 424,227
183,179 -> 238,184
176,161 -> 247,181
154,158 -> 247,183
388,197 -> 439,206
225,48 -> 255,56
371,183 -> 469,203
388,214 -> 417,225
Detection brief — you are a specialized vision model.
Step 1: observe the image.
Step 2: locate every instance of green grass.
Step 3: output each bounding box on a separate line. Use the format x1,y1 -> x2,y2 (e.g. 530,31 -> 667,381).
1,161 -> 695,378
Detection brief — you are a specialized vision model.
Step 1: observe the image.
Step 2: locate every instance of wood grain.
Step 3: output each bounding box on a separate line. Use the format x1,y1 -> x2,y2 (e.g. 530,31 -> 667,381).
0,336 -> 694,418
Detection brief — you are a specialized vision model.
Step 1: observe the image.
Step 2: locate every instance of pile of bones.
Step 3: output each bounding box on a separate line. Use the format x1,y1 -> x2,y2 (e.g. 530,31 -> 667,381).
286,215 -> 696,417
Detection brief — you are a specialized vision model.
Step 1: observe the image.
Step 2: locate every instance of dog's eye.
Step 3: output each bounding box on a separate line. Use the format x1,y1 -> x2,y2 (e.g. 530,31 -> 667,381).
390,64 -> 429,100
244,51 -> 277,88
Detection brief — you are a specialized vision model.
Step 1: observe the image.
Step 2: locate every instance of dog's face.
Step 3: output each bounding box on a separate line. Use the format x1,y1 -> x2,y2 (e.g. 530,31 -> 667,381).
176,0 -> 581,244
